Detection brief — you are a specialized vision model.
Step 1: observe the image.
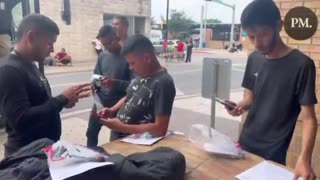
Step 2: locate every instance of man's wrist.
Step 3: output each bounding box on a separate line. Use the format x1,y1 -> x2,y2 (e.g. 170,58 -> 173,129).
239,100 -> 250,111
113,79 -> 121,88
55,94 -> 69,107
299,152 -> 312,163
110,108 -> 118,116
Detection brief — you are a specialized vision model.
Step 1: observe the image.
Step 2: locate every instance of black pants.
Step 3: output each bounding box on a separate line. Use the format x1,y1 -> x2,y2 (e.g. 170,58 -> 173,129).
86,105 -> 103,147
185,53 -> 192,62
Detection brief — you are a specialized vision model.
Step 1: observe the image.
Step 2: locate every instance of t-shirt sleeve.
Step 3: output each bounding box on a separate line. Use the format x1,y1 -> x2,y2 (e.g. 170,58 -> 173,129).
154,78 -> 176,116
297,59 -> 318,105
241,54 -> 255,90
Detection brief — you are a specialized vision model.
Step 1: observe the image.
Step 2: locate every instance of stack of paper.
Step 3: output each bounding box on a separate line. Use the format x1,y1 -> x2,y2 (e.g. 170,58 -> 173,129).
236,161 -> 294,180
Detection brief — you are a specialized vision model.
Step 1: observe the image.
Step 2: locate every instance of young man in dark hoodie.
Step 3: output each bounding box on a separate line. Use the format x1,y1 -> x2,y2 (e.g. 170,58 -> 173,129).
225,1 -> 317,179
86,25 -> 132,146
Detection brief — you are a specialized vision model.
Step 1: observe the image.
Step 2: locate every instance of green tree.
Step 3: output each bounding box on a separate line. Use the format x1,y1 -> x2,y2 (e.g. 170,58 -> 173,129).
168,10 -> 195,39
204,18 -> 222,24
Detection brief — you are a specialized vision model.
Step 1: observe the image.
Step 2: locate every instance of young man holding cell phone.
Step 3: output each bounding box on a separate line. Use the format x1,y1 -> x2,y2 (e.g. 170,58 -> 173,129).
98,34 -> 176,141
225,1 -> 318,180
86,25 -> 133,147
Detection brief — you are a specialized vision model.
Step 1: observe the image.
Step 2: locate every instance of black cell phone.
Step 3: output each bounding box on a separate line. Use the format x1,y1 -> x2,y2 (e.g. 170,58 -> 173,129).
215,97 -> 236,110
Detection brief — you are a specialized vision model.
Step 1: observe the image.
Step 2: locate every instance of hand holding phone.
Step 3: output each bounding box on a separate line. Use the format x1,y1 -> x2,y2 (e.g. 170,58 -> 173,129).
215,97 -> 236,110
97,108 -> 115,119
91,111 -> 101,119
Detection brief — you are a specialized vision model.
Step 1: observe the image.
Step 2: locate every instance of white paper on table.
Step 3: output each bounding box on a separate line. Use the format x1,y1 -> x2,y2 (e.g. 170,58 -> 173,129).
203,142 -> 243,158
50,161 -> 113,180
235,161 -> 294,180
121,132 -> 171,145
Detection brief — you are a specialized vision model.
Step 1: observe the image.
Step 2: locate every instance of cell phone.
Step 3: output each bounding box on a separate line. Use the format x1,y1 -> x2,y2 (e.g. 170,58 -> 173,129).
91,111 -> 101,119
214,97 -> 236,110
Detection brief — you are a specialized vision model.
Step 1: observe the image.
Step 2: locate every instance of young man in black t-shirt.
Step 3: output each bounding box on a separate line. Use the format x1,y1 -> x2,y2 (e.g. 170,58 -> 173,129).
98,34 -> 176,141
225,1 -> 317,179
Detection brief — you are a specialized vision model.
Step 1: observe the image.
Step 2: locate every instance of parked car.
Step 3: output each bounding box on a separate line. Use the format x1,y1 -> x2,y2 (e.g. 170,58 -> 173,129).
152,41 -> 164,56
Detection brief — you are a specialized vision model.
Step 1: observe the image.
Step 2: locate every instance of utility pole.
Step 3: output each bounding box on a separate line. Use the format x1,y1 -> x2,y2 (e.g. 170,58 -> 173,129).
200,5 -> 204,49
165,0 -> 169,40
204,1 -> 208,47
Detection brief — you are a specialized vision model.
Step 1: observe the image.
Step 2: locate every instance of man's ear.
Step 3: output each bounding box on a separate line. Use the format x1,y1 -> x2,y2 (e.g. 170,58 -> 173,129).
143,53 -> 152,64
277,20 -> 284,32
26,31 -> 36,44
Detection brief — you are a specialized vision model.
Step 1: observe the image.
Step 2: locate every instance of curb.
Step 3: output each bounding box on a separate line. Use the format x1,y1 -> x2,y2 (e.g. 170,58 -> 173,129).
45,68 -> 94,76
193,51 -> 216,55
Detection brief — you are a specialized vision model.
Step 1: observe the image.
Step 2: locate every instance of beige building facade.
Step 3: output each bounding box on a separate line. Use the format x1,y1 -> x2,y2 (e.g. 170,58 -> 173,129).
39,0 -> 151,61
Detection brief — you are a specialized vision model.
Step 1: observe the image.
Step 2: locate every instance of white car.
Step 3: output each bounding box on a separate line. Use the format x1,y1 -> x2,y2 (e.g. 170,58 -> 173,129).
152,40 -> 164,56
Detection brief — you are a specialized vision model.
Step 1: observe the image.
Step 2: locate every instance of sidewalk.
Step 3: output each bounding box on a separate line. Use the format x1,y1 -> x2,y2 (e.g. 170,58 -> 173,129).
193,48 -> 248,60
44,60 -> 96,75
171,89 -> 244,142
44,58 -> 168,76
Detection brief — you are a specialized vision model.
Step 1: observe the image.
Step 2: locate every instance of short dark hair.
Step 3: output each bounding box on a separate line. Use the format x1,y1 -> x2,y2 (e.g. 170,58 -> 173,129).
16,14 -> 60,42
121,34 -> 155,56
115,16 -> 129,27
97,25 -> 115,38
241,0 -> 281,29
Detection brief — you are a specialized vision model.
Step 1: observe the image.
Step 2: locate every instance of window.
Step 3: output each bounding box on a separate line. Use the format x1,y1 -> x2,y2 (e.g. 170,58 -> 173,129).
211,24 -> 241,41
104,14 -> 146,36
12,2 -> 23,32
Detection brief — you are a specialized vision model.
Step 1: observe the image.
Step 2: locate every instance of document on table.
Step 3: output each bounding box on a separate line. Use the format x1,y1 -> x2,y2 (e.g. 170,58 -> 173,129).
121,132 -> 171,145
235,161 -> 294,180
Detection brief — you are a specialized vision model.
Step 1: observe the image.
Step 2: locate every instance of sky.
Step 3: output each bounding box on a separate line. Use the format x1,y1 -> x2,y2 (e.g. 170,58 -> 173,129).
151,0 -> 253,24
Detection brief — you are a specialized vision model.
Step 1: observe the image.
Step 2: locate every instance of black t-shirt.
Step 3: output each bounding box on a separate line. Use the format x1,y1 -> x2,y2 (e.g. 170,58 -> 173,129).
0,53 -> 67,156
112,69 -> 176,140
239,50 -> 317,164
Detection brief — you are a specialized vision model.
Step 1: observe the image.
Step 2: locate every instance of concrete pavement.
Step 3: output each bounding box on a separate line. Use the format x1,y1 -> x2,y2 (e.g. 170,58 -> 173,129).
44,60 -> 96,75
